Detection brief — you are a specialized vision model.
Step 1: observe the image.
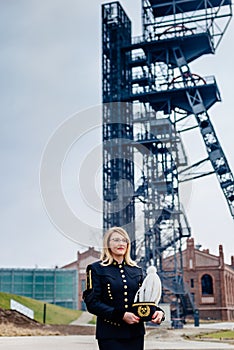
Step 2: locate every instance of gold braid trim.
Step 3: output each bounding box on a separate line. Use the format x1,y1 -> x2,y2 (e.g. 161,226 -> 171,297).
86,268 -> 93,290
89,269 -> 92,289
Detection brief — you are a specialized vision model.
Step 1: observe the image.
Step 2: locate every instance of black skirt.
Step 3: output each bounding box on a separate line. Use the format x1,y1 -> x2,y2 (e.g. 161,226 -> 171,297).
97,336 -> 144,350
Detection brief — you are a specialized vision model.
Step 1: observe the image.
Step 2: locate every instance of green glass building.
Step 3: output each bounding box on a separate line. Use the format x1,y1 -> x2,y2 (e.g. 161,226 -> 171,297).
0,268 -> 77,309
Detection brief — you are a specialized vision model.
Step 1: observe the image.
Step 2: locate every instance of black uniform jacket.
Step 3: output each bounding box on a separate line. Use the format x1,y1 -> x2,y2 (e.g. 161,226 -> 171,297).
83,260 -> 145,340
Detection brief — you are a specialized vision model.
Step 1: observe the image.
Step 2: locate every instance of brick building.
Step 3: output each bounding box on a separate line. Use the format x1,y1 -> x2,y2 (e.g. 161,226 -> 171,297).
185,238 -> 234,320
62,247 -> 100,310
164,238 -> 234,321
63,239 -> 234,320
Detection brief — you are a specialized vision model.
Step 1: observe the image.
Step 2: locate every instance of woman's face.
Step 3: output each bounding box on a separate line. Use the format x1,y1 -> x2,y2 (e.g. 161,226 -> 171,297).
108,232 -> 128,260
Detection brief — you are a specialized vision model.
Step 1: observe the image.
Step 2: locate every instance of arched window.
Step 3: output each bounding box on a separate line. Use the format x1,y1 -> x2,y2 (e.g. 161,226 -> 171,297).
201,274 -> 213,295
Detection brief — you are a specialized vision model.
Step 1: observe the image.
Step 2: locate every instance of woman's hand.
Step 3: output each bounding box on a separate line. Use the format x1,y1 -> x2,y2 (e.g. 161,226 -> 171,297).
151,310 -> 164,324
123,312 -> 140,324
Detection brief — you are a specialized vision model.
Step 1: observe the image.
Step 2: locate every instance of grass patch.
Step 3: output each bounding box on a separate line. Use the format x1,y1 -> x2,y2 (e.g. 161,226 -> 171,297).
88,315 -> 96,325
0,292 -> 82,325
198,330 -> 234,340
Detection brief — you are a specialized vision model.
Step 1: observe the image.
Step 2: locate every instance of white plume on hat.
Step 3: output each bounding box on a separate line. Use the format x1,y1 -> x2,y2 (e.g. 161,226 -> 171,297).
134,265 -> 162,305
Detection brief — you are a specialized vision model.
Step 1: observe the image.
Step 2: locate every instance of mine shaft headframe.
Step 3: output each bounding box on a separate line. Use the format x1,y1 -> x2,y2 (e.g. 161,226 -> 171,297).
142,0 -> 232,50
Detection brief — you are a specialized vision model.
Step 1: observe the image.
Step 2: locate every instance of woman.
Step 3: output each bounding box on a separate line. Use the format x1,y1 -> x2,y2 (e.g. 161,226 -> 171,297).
83,226 -> 165,350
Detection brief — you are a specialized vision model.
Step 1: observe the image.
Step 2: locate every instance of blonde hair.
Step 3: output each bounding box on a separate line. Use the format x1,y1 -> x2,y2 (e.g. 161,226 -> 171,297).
100,227 -> 137,266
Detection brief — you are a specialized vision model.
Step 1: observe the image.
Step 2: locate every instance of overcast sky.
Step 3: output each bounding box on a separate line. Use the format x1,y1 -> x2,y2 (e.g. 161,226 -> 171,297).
0,0 -> 233,268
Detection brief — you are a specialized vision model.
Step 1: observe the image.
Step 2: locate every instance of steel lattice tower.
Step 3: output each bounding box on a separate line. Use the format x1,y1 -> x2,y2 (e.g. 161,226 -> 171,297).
102,0 -> 233,319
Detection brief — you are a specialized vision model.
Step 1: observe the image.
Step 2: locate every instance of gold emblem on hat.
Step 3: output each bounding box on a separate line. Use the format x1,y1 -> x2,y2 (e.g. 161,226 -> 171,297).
137,304 -> 150,317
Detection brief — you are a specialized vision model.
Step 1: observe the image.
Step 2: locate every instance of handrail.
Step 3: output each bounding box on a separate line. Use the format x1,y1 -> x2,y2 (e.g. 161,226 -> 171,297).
131,26 -> 211,45
128,75 -> 217,96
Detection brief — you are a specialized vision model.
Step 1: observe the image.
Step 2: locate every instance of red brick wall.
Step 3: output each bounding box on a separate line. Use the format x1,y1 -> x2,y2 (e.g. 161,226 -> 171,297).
164,238 -> 234,321
183,239 -> 234,321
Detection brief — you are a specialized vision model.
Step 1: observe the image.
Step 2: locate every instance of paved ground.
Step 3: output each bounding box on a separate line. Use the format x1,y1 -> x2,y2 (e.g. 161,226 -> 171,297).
70,311 -> 93,325
0,333 -> 233,350
0,323 -> 234,350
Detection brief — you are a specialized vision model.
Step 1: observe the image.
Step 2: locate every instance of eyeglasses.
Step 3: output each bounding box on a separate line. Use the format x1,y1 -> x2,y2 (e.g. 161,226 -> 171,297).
110,238 -> 128,244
